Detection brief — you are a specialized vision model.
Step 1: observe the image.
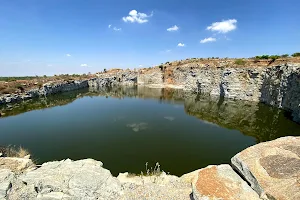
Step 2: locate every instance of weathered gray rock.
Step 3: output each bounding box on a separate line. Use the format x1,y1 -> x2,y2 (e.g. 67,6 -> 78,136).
1,63 -> 300,122
0,80 -> 89,106
138,69 -> 163,85
191,165 -> 260,200
0,169 -> 14,199
231,136 -> 300,200
89,70 -> 138,89
7,159 -> 122,200
117,172 -> 192,200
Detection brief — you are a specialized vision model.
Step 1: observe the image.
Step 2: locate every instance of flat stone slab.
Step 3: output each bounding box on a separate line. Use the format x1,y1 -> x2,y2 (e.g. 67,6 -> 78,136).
231,136 -> 300,200
192,164 -> 260,200
7,159 -> 122,200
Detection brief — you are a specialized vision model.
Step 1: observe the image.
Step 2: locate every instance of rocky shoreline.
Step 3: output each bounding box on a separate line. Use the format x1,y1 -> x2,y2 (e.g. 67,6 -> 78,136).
0,136 -> 299,199
1,61 -> 300,122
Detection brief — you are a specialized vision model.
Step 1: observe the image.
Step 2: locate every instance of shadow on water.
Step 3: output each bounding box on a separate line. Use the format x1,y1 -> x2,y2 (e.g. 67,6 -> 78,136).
0,86 -> 300,175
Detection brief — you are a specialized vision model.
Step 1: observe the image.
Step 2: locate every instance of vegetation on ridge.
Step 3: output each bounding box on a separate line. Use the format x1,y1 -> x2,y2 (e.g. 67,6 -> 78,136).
234,59 -> 246,65
292,52 -> 300,57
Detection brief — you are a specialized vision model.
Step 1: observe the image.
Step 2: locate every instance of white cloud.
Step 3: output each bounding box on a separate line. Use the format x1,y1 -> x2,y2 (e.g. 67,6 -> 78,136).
200,37 -> 217,43
108,24 -> 112,28
122,10 -> 153,24
80,64 -> 88,67
47,64 -> 52,67
167,25 -> 179,32
66,54 -> 71,57
166,49 -> 171,53
207,19 -> 237,33
177,43 -> 185,47
113,27 -> 122,31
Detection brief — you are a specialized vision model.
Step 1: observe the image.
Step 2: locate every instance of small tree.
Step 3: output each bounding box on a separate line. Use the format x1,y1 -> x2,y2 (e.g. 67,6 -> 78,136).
269,55 -> 280,61
292,52 -> 300,57
103,69 -> 107,73
281,54 -> 289,57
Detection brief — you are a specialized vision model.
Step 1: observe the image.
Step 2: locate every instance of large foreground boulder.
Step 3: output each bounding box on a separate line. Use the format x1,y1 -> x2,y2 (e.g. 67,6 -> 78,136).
191,164 -> 260,200
231,136 -> 300,200
7,159 -> 122,200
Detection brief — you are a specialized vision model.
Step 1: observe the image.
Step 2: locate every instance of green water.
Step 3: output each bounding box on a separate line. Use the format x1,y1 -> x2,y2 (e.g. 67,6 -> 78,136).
0,86 -> 299,176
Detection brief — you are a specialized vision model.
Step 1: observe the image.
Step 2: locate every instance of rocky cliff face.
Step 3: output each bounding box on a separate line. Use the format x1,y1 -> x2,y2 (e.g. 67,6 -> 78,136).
0,80 -> 88,105
89,70 -> 138,89
138,62 -> 300,122
260,64 -> 300,122
1,61 -> 300,122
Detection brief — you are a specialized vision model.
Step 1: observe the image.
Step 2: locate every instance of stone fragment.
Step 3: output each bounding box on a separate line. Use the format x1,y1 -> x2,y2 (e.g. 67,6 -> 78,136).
231,136 -> 300,200
192,165 -> 260,200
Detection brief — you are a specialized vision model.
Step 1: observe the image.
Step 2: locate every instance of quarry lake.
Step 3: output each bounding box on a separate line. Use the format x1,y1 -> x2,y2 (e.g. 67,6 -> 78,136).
1,86 -> 300,176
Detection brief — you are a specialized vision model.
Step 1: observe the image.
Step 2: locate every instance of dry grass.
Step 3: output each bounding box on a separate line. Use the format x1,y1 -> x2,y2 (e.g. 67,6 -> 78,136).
0,145 -> 30,158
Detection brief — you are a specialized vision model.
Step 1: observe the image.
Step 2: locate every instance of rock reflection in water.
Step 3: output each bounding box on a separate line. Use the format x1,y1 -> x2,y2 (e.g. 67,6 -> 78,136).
1,86 -> 299,143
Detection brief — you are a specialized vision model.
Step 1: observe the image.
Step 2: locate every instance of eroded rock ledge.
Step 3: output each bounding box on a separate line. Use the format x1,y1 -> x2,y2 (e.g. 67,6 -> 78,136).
0,136 -> 299,200
1,62 -> 300,122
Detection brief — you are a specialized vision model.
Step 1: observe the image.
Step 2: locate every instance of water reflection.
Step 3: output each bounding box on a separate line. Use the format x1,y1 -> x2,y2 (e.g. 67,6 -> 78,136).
1,86 -> 299,143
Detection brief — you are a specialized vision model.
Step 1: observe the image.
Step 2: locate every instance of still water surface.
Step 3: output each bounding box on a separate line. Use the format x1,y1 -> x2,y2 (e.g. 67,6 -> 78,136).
0,87 -> 299,176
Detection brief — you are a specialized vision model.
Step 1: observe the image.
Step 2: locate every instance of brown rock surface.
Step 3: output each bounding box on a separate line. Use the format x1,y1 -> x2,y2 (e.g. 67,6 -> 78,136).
192,164 -> 260,200
231,136 -> 300,200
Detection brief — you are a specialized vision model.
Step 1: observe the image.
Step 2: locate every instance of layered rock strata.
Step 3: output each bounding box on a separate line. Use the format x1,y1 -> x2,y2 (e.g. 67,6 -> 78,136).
1,63 -> 300,122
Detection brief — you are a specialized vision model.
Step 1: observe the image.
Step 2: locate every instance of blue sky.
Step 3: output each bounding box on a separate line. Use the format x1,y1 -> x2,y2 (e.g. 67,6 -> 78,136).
0,0 -> 299,76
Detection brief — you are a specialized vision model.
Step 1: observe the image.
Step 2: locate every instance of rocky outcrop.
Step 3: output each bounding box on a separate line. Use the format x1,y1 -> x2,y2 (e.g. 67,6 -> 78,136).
89,70 -> 138,89
0,169 -> 14,199
231,136 -> 300,200
1,62 -> 300,122
0,137 -> 298,199
260,64 -> 300,122
138,69 -> 163,85
139,63 -> 300,122
117,172 -> 192,200
192,165 -> 260,200
0,80 -> 89,105
7,159 -> 122,200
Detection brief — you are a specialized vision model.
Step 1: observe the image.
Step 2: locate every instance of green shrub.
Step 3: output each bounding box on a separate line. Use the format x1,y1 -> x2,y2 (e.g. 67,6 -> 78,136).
269,55 -> 280,61
281,54 -> 289,57
234,59 -> 246,65
292,52 -> 300,57
255,55 -> 270,59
